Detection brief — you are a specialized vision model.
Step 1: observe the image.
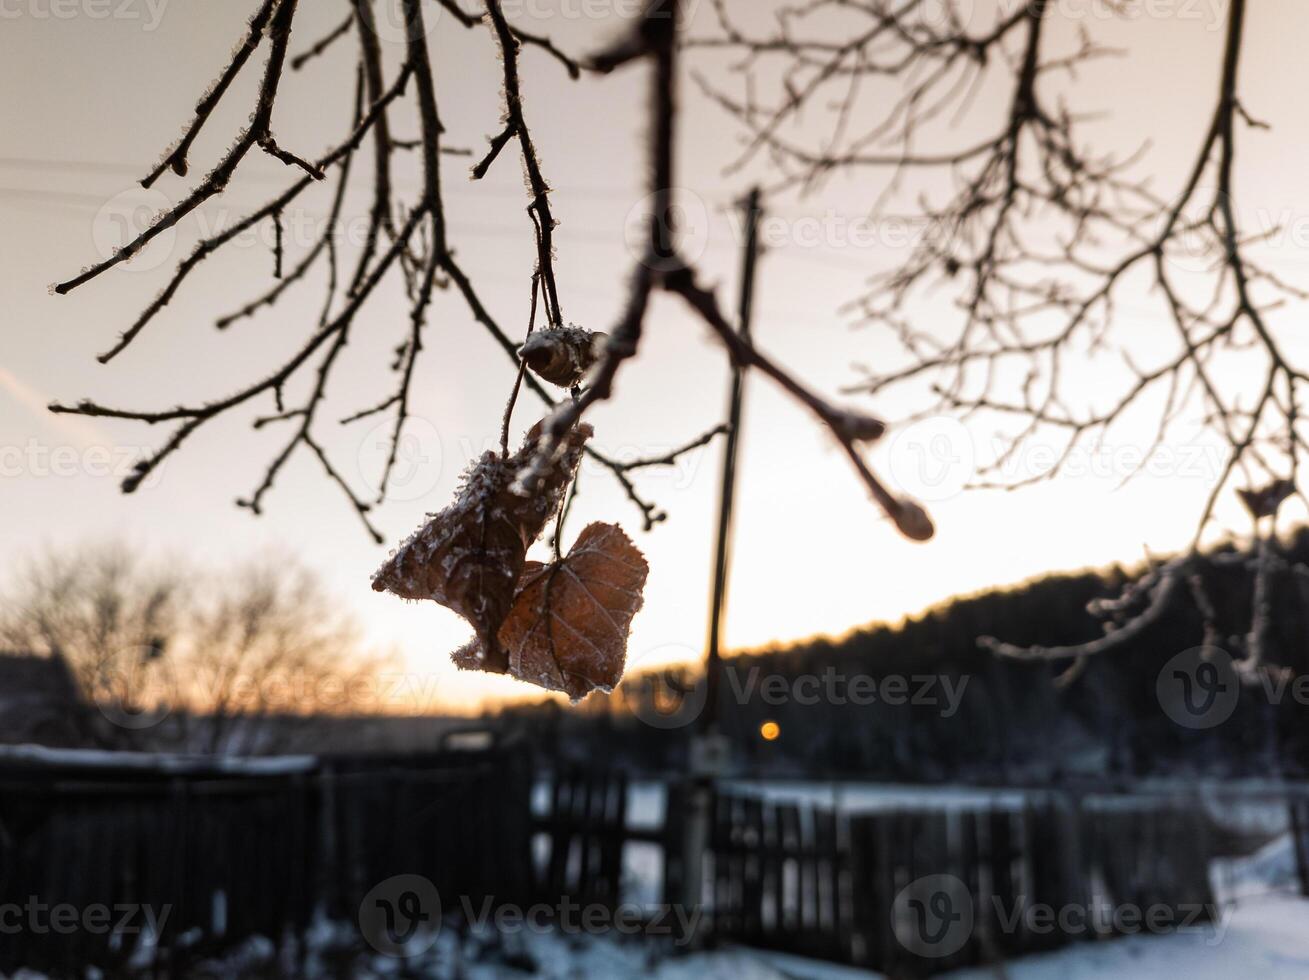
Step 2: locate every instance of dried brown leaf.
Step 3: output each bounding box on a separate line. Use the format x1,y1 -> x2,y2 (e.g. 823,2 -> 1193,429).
452,522 -> 648,700
371,421 -> 592,670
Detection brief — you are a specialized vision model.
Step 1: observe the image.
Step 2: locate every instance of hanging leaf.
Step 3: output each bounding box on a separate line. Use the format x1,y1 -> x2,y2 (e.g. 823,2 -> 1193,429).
1237,478 -> 1295,520
452,522 -> 648,701
519,325 -> 607,388
371,420 -> 592,670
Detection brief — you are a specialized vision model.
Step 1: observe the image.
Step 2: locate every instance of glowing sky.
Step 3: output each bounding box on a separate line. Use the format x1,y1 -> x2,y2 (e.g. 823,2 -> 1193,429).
3,0 -> 1307,711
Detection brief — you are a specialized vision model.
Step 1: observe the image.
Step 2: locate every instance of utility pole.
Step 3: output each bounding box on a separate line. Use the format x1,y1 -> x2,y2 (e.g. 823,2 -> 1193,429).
701,186 -> 763,743
679,188 -> 764,942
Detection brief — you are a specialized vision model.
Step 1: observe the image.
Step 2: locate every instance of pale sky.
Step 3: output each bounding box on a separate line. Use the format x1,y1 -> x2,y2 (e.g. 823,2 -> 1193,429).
3,0 -> 1307,711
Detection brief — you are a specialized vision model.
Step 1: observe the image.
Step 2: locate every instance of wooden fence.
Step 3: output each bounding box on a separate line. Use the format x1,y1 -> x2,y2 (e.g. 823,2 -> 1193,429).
532,765 -> 631,911
1291,797 -> 1309,901
0,746 -> 535,978
534,773 -> 1305,978
5,753 -> 1308,978
699,789 -> 1224,975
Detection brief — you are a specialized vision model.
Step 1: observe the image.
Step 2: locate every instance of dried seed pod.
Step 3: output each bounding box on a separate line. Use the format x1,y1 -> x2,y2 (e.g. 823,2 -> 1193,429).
829,409 -> 887,443
519,325 -> 607,388
892,497 -> 935,541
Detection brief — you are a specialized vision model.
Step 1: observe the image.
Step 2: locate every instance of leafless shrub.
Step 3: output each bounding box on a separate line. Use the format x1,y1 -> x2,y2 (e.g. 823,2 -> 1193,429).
0,544 -> 385,753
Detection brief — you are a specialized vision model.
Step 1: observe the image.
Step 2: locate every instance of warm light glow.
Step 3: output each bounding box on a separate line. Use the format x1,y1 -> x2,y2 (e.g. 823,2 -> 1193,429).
5,6 -> 1304,715
759,721 -> 781,742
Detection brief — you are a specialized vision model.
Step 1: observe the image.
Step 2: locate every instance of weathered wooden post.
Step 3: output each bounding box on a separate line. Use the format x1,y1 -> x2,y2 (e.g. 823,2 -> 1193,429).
679,187 -> 764,945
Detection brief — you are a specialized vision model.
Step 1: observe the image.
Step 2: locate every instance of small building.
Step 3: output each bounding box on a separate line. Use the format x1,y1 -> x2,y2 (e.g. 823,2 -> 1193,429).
0,651 -> 89,747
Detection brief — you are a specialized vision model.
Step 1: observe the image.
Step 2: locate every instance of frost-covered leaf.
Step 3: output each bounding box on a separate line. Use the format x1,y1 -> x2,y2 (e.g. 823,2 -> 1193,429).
452,522 -> 648,701
371,421 -> 592,670
518,325 -> 606,388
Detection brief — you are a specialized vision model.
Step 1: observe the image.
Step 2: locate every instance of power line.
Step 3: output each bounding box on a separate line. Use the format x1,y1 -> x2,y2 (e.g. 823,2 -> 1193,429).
0,185 -> 909,274
0,156 -> 645,200
0,156 -> 871,218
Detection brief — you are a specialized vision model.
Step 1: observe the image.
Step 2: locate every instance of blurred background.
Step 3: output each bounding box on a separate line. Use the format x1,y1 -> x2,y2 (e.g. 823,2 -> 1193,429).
3,0 -> 1309,977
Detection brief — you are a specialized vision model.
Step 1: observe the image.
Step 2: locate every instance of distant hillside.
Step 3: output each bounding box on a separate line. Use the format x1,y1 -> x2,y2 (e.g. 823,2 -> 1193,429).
502,530 -> 1309,782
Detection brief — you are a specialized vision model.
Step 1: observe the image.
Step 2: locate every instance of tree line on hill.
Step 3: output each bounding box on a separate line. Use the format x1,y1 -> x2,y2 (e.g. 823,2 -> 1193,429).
501,530 -> 1309,782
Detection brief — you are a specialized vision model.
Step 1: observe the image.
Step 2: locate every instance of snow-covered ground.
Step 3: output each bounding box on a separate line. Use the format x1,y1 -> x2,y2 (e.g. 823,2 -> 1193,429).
454,894 -> 1309,979
942,894 -> 1309,980
1212,830 -> 1302,902
504,824 -> 1309,979
721,780 -> 1032,812
156,892 -> 1309,979
8,892 -> 1306,979
937,828 -> 1309,979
